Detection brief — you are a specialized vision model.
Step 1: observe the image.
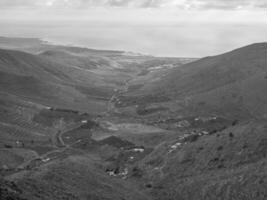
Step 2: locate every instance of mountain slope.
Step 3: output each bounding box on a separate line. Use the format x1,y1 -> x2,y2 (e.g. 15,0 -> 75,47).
119,43 -> 267,119
0,48 -> 118,112
0,49 -> 71,83
151,43 -> 267,96
138,120 -> 267,200
7,155 -> 150,200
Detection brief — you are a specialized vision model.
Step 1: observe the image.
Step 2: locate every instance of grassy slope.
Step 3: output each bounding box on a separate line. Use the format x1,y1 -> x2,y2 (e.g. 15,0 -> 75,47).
2,37 -> 267,200
118,43 -> 267,119
8,155 -> 151,200
136,120 -> 267,200
0,48 -> 112,113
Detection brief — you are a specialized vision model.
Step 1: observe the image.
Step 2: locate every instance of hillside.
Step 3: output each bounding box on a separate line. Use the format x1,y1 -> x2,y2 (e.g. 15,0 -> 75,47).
116,43 -> 267,120
0,49 -> 112,113
138,120 -> 267,200
2,37 -> 267,200
0,37 -> 197,200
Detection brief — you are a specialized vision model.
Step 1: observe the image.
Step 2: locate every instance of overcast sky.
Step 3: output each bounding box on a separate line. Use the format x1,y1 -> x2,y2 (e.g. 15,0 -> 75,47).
1,0 -> 267,57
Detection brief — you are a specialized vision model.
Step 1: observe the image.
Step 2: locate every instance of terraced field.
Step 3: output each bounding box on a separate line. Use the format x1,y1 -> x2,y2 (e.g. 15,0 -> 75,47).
1,37 -> 267,200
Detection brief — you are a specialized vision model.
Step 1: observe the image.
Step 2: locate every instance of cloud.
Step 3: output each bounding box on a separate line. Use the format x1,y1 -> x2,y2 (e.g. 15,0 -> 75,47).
185,0 -> 254,10
0,0 -> 35,7
106,0 -> 166,8
71,0 -> 266,9
1,0 -> 267,57
0,0 -> 267,10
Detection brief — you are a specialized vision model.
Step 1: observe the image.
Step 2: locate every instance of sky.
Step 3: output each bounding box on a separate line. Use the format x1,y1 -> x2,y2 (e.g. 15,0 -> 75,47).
0,0 -> 267,57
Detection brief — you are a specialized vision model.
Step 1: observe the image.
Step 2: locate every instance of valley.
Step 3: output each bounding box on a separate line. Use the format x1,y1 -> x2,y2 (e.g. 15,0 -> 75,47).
0,37 -> 267,200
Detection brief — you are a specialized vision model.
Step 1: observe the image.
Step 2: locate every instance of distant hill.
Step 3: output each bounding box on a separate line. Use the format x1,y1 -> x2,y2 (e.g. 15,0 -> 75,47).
120,43 -> 267,119
0,48 -> 110,112
0,36 -> 201,200
142,120 -> 267,200
0,36 -> 125,56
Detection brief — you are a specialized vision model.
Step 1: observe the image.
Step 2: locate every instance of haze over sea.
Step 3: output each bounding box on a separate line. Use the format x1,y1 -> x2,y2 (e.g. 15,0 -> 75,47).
1,6 -> 267,57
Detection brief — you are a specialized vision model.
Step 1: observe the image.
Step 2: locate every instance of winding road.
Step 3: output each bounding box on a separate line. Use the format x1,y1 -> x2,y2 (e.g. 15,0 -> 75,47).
106,79 -> 131,114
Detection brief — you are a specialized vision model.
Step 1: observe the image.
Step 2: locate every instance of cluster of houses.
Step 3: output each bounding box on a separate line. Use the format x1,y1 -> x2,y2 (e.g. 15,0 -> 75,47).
106,167 -> 129,179
168,129 -> 210,153
106,146 -> 146,179
194,116 -> 217,122
175,120 -> 191,128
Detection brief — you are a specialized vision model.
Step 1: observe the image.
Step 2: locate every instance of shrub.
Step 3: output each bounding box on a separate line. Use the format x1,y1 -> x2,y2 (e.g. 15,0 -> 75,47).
217,146 -> 223,151
184,134 -> 199,143
131,166 -> 143,178
232,120 -> 238,126
4,144 -> 12,148
145,183 -> 153,188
